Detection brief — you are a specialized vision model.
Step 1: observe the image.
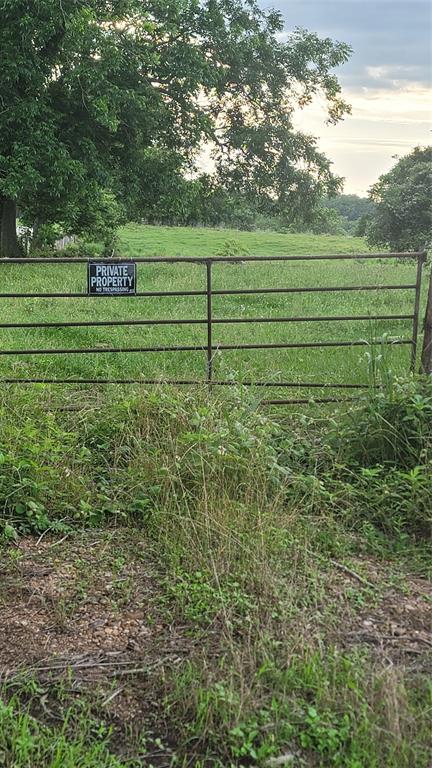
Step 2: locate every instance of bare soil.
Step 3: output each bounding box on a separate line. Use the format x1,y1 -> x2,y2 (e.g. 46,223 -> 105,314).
0,531 -> 431,760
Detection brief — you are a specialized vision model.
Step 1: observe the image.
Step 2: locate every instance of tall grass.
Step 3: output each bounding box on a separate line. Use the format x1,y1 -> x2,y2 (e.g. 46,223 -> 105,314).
1,379 -> 431,765
0,692 -> 125,768
1,377 -> 430,539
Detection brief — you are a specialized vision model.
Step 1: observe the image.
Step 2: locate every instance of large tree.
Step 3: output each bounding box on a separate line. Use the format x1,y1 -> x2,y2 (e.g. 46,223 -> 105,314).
366,147 -> 432,252
0,0 -> 351,256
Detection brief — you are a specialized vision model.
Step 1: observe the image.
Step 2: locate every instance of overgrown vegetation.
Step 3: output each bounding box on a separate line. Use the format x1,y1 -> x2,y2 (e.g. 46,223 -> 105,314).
0,689 -> 125,768
323,194 -> 376,236
0,379 -> 431,766
1,379 -> 430,541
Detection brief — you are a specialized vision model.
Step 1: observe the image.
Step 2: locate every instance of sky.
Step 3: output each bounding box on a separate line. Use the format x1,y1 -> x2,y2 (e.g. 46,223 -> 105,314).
259,0 -> 432,195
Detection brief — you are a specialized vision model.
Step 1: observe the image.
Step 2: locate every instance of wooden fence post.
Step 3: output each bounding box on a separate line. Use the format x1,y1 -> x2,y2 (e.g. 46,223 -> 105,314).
421,267 -> 432,374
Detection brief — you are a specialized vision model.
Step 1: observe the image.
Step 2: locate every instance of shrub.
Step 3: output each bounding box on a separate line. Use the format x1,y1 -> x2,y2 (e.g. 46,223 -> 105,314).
322,378 -> 432,537
61,241 -> 101,258
1,380 -> 431,541
215,239 -> 250,258
0,388 -> 286,538
332,377 -> 432,469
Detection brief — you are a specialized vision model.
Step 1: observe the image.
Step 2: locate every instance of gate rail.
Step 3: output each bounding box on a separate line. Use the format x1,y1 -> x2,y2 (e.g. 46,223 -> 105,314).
0,251 -> 427,404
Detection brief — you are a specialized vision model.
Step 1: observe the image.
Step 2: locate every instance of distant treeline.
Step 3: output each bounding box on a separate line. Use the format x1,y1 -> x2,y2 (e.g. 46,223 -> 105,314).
131,146 -> 431,250
140,178 -> 376,237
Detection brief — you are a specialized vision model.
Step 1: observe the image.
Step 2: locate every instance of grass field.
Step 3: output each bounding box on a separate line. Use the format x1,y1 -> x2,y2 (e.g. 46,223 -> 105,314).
0,225 -> 427,398
119,224 -> 369,258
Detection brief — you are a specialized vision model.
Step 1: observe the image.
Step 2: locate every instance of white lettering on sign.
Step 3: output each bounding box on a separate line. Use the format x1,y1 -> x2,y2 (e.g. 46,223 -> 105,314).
87,262 -> 136,295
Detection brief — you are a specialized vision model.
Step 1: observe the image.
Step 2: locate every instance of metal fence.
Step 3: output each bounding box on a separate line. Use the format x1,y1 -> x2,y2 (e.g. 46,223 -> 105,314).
0,250 -> 427,404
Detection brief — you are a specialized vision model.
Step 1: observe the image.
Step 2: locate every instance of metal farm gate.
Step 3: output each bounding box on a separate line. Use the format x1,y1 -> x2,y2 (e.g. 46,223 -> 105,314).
0,250 -> 427,405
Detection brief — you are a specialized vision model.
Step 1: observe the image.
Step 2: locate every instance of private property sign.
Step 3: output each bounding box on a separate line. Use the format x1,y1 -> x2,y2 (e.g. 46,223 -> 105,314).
88,262 -> 136,295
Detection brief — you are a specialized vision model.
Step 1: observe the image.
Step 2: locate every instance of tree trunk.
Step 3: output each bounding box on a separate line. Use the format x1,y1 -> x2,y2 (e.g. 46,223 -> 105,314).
420,269 -> 432,375
0,197 -> 21,258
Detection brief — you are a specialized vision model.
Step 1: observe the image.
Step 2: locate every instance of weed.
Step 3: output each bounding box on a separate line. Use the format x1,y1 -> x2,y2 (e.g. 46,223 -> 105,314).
166,569 -> 254,627
334,377 -> 432,469
215,238 -> 250,258
0,689 -> 128,768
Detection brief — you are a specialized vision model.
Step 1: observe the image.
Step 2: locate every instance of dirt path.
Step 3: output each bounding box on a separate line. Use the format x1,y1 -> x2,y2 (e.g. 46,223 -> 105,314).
1,531 -> 431,766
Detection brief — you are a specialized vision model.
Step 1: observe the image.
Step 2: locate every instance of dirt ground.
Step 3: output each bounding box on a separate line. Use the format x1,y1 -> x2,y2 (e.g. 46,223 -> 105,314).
0,531 -> 431,758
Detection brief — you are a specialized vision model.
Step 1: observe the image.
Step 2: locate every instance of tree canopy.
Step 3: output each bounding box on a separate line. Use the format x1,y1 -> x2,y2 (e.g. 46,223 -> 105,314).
324,194 -> 375,222
0,0 -> 352,256
366,147 -> 432,252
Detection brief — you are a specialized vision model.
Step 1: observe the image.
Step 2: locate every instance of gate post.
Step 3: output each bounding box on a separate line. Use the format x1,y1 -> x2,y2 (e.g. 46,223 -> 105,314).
206,259 -> 213,385
411,251 -> 427,371
421,265 -> 432,374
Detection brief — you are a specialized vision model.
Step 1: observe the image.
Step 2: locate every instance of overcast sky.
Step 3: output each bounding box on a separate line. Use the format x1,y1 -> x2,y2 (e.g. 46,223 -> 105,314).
259,0 -> 431,195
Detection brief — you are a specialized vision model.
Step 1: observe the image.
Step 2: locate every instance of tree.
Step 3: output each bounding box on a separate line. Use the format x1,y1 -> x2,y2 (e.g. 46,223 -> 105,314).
366,147 -> 432,252
324,194 -> 375,221
0,0 -> 352,257
322,194 -> 375,235
354,215 -> 369,238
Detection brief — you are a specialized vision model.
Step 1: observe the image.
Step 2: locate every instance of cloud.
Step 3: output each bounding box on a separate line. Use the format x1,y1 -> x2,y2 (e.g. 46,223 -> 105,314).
366,66 -> 420,80
293,83 -> 431,194
259,0 -> 431,194
362,65 -> 428,90
265,0 -> 431,90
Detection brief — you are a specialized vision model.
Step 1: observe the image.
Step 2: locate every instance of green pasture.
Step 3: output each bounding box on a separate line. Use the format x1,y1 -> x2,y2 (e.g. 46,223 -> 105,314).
0,225 -> 426,398
119,223 -> 369,258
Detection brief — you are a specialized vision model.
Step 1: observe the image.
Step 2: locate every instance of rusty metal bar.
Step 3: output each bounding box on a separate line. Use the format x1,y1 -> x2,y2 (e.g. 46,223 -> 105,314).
0,318 -> 206,329
0,344 -> 204,357
0,313 -> 414,330
206,260 -> 213,384
421,268 -> 432,374
410,252 -> 426,370
216,340 -> 412,351
0,339 -> 413,357
0,379 -> 373,387
0,290 -> 206,299
0,378 -> 203,385
250,313 -> 410,323
0,381 -> 368,406
0,251 -> 423,264
214,285 -> 416,296
0,285 -> 416,300
0,378 -> 357,404
263,398 -> 348,405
